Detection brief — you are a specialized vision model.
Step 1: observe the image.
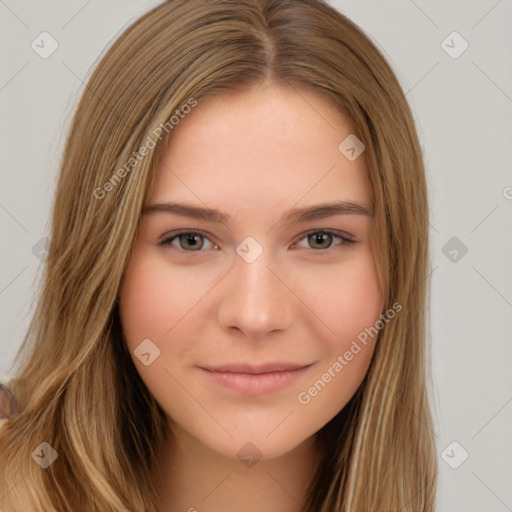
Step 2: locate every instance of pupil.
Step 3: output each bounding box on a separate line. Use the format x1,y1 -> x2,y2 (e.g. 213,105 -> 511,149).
184,234 -> 201,249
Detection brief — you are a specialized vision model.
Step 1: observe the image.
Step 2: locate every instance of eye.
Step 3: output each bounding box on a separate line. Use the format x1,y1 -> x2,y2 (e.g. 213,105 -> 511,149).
158,230 -> 217,252
293,229 -> 354,250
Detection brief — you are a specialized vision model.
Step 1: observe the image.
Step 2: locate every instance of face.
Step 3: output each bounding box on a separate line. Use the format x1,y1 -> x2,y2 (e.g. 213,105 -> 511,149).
118,83 -> 384,461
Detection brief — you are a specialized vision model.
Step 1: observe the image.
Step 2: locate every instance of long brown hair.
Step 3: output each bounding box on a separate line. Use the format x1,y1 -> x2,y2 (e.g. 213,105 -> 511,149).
0,0 -> 437,510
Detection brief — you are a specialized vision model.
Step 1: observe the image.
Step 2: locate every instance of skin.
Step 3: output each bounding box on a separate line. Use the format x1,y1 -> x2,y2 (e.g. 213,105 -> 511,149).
118,82 -> 384,511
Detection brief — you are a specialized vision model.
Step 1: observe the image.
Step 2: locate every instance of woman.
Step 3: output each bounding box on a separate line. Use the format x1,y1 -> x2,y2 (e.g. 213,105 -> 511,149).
0,0 -> 437,510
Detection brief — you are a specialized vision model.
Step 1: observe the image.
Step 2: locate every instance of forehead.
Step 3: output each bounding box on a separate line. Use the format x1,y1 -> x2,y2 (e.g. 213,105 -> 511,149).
148,84 -> 371,219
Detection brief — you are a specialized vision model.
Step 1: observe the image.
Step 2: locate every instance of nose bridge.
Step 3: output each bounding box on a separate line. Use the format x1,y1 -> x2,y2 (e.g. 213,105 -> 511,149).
217,242 -> 293,336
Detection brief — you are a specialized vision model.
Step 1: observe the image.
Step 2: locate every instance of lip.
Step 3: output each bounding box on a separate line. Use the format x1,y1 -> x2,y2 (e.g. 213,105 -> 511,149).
198,362 -> 312,395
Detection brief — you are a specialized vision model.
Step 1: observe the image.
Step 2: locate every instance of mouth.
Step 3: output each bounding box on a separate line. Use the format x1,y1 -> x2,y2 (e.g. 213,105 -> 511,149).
198,362 -> 313,395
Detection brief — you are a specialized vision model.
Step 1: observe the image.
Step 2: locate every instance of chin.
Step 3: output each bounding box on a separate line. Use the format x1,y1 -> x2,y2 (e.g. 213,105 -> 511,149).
184,419 -> 317,463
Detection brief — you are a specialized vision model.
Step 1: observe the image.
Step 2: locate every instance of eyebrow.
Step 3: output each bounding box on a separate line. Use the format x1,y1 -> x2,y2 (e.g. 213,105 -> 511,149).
142,200 -> 372,226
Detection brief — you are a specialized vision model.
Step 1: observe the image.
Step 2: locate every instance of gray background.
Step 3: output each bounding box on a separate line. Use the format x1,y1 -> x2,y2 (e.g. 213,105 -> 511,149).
1,1 -> 511,510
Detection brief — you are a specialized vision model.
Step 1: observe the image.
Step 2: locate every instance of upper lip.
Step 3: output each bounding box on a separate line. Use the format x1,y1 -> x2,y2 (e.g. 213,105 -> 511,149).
200,362 -> 311,374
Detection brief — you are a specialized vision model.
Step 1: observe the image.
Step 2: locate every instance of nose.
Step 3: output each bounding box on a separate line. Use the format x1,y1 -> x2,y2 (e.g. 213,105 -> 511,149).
217,249 -> 294,339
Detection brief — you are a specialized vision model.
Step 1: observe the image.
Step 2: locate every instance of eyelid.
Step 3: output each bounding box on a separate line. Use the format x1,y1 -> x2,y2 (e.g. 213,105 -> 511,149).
158,228 -> 355,253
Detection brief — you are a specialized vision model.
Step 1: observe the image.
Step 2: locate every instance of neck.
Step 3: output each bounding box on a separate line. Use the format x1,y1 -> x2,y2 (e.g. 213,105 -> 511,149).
155,424 -> 322,512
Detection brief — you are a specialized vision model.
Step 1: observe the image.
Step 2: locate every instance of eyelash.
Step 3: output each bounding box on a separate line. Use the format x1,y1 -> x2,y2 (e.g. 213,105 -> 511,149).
158,229 -> 354,254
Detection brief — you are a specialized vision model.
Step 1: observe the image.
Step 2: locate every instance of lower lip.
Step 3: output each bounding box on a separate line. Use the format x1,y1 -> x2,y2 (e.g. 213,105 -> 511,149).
199,367 -> 309,395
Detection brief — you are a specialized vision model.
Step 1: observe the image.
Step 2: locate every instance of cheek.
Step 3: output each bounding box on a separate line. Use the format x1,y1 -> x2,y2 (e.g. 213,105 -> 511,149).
119,250 -> 209,342
294,279 -> 382,432
293,252 -> 382,408
295,250 -> 383,346
118,248 -> 222,403
118,253 -> 200,413
295,346 -> 373,437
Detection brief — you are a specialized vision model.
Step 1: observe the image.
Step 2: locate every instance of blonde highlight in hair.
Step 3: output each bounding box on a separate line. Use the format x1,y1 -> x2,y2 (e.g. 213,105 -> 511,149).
0,0 -> 437,510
